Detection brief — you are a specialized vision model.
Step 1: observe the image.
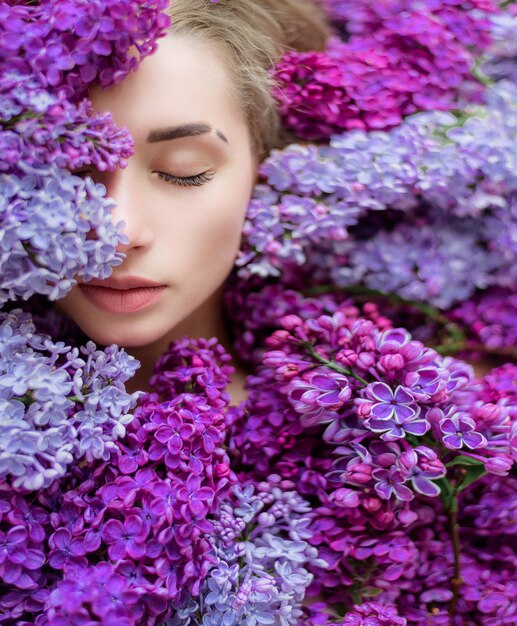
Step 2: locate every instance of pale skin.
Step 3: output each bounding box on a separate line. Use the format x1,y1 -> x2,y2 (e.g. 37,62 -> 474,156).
58,35 -> 256,401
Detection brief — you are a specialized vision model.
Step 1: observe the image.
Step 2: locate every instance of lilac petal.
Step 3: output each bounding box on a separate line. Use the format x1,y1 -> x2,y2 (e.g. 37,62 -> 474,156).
24,549 -> 46,570
52,529 -> 71,550
375,482 -> 392,500
196,487 -> 214,501
413,476 -> 441,497
463,432 -> 487,449
394,483 -> 414,501
84,529 -> 102,552
189,499 -> 209,517
124,516 -> 143,537
9,548 -> 28,565
155,426 -> 173,444
396,404 -> 416,421
440,419 -> 457,435
404,420 -> 429,436
127,541 -> 146,560
1,563 -> 21,584
394,386 -> 414,404
370,382 -> 394,402
102,519 -> 124,543
319,390 -> 341,406
7,527 -> 27,545
371,404 -> 394,420
108,542 -> 126,561
313,374 -> 337,391
443,434 -> 462,449
368,418 -> 395,433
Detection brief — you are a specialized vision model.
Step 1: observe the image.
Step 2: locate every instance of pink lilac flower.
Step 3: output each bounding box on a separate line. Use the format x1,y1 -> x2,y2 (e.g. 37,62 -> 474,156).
451,288 -> 517,353
274,0 -> 495,140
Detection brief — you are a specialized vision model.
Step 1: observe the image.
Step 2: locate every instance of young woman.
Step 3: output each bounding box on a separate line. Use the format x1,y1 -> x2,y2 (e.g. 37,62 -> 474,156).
58,0 -> 330,399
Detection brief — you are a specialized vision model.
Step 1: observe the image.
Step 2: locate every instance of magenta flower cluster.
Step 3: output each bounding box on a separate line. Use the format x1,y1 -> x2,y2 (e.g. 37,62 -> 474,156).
274,0 -> 497,139
226,288 -> 516,622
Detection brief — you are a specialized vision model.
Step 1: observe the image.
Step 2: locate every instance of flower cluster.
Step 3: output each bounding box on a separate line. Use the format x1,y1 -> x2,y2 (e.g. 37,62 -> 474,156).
482,8 -> 517,84
168,480 -> 324,626
451,288 -> 517,353
0,0 -> 170,97
0,165 -> 127,305
226,290 -> 516,622
274,0 -> 497,140
238,81 -> 517,314
0,309 -> 139,491
323,0 -> 497,49
300,600 -> 407,625
0,338 -> 235,625
1,71 -> 133,174
0,0 -> 169,307
1,0 -> 516,624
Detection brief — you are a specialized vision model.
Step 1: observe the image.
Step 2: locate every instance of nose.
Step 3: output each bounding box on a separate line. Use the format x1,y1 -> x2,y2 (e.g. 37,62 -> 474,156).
98,166 -> 154,254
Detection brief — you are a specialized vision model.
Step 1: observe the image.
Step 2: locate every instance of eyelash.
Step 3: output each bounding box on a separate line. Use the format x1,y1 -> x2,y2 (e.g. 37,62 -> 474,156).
156,171 -> 214,188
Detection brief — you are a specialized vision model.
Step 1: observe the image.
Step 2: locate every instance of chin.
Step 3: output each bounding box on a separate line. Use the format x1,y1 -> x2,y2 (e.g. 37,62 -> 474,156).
76,321 -> 160,348
70,315 -> 173,350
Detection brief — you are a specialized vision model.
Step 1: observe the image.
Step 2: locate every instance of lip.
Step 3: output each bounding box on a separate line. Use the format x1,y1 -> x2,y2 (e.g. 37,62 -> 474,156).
82,276 -> 165,290
79,276 -> 166,314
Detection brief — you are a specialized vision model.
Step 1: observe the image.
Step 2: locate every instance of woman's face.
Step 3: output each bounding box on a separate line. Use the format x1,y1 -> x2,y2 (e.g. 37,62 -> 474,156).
58,35 -> 256,352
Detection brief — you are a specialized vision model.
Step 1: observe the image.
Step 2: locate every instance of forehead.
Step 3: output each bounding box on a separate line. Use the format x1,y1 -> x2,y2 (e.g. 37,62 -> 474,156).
89,35 -> 243,143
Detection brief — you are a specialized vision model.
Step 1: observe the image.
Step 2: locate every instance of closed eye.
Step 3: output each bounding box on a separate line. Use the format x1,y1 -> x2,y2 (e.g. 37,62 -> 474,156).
156,171 -> 214,188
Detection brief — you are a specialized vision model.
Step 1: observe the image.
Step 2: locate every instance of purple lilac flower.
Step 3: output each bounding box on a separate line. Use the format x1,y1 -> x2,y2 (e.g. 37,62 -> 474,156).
451,288 -> 517,353
483,12 -> 517,84
0,0 -> 171,97
44,563 -> 139,626
0,71 -> 133,173
366,383 -> 417,422
239,82 -> 517,306
323,0 -> 497,47
0,338 -> 237,624
168,481 -> 323,626
334,221 -> 492,310
440,415 -> 486,450
481,363 -> 517,403
287,369 -> 352,426
101,516 -> 148,561
0,165 -> 127,305
0,309 -> 139,491
341,600 -> 407,625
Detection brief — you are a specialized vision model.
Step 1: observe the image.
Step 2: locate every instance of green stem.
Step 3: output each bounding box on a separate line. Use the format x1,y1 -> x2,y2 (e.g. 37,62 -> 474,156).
439,479 -> 462,618
302,342 -> 369,386
446,505 -> 463,617
304,284 -> 517,360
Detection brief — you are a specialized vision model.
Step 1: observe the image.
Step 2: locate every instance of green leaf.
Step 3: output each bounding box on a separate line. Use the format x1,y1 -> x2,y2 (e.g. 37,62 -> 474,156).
361,587 -> 383,598
446,455 -> 485,468
436,477 -> 456,512
457,466 -> 487,492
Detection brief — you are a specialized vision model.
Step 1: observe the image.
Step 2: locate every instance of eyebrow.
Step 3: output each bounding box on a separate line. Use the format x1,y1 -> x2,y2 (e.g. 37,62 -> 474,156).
147,122 -> 229,144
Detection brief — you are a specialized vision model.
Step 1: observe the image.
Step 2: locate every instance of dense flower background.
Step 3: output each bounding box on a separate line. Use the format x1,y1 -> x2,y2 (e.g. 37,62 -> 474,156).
0,1 -> 515,625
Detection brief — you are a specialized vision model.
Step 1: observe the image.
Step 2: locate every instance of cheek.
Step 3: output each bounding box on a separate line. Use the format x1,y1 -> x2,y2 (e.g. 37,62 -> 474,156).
159,176 -> 252,279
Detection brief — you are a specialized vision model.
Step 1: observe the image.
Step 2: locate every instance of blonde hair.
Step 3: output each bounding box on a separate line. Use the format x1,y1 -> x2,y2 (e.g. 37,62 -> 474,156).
166,0 -> 330,156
